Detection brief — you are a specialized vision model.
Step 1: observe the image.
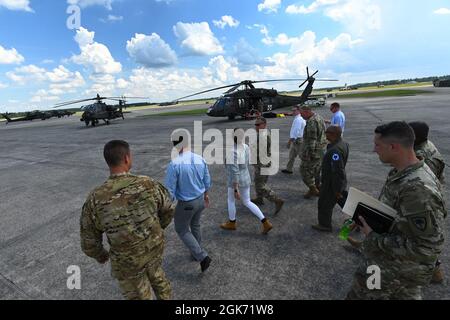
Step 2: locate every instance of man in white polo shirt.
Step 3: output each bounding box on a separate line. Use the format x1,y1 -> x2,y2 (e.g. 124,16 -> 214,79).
282,105 -> 306,174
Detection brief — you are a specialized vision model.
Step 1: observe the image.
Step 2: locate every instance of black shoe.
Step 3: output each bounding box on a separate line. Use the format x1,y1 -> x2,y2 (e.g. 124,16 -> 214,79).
281,170 -> 293,174
200,256 -> 212,272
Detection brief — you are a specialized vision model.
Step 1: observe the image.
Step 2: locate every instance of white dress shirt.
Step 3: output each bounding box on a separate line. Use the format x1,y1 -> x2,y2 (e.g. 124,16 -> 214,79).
290,115 -> 306,139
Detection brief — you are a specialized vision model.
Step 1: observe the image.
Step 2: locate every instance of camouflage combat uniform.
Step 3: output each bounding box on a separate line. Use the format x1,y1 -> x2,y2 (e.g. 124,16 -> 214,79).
81,173 -> 175,300
300,113 -> 328,188
415,140 -> 445,183
253,130 -> 281,203
347,161 -> 447,300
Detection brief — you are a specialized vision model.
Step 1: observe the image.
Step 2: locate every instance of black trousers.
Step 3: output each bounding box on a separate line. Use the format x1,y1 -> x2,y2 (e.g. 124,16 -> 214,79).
317,186 -> 338,228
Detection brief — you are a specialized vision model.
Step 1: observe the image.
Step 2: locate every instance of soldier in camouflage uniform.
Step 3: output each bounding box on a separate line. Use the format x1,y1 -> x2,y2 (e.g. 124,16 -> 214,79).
409,121 -> 446,283
346,122 -> 447,300
80,140 -> 175,300
299,106 -> 328,199
409,122 -> 445,183
251,117 -> 284,214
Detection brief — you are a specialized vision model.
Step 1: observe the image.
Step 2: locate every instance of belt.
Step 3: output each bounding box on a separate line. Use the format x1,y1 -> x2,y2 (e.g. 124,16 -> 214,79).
178,194 -> 203,203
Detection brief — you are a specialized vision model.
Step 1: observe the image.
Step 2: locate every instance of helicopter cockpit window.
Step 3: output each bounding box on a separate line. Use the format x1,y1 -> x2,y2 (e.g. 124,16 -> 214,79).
213,98 -> 229,109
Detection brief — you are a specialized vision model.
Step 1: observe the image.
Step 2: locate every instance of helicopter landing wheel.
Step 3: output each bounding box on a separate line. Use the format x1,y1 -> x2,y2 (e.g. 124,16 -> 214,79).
92,121 -> 96,127
228,115 -> 235,120
85,120 -> 90,126
106,120 -> 110,125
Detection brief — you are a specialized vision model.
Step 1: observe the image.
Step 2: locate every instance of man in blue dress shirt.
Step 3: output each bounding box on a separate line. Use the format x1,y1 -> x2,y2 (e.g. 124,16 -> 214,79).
326,102 -> 346,134
165,135 -> 212,273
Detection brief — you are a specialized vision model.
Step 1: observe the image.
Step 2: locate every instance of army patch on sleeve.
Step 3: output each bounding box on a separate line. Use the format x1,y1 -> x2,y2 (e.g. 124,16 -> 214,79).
332,153 -> 340,161
412,216 -> 427,232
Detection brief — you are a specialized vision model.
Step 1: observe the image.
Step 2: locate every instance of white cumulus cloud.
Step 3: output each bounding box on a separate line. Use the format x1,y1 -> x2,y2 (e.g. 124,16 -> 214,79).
126,33 -> 177,68
6,65 -> 46,84
324,0 -> 381,34
250,24 -> 274,45
173,22 -> 223,56
285,0 -> 381,35
262,31 -> 363,78
100,14 -> 123,22
286,0 -> 339,14
67,0 -> 114,10
72,27 -> 122,74
434,8 -> 450,15
0,45 -> 25,64
6,65 -> 86,94
234,39 -> 274,69
0,0 -> 33,12
258,0 -> 281,13
213,15 -> 240,29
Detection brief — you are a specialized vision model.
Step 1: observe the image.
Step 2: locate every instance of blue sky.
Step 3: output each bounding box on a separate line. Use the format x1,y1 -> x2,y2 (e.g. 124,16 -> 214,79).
0,0 -> 450,112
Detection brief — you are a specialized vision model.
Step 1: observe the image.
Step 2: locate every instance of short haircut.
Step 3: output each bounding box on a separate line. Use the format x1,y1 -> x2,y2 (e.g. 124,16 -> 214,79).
326,125 -> 342,137
408,121 -> 429,145
292,105 -> 301,111
104,140 -> 130,167
331,102 -> 340,109
374,121 -> 415,148
255,117 -> 266,124
300,105 -> 312,111
172,136 -> 184,146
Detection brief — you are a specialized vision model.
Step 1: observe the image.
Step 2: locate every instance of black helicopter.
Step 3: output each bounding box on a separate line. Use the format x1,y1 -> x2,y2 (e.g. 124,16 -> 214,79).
1,110 -> 54,124
174,68 -> 337,120
54,94 -> 146,127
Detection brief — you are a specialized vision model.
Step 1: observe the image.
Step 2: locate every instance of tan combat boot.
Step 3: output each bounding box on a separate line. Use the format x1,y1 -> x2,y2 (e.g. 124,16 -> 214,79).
274,198 -> 284,215
251,197 -> 265,206
304,186 -> 320,199
220,221 -> 237,231
431,264 -> 444,284
262,219 -> 273,234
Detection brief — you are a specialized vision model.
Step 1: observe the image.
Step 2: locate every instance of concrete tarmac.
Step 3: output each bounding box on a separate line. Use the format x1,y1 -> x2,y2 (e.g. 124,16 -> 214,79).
0,87 -> 449,299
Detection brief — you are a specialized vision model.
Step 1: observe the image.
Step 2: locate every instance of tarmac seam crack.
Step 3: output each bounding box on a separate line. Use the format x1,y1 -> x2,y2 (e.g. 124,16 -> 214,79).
0,271 -> 32,299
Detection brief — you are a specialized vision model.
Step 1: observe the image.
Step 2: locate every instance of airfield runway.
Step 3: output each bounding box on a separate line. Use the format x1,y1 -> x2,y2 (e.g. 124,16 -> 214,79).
0,87 -> 449,300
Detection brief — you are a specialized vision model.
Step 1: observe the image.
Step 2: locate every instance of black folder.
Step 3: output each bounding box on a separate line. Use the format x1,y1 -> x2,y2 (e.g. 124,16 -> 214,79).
353,202 -> 395,234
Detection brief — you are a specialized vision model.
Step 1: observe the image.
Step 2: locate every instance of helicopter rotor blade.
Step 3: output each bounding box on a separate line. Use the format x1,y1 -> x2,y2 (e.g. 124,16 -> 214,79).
224,84 -> 242,94
53,98 -> 99,108
299,79 -> 308,89
174,83 -> 245,101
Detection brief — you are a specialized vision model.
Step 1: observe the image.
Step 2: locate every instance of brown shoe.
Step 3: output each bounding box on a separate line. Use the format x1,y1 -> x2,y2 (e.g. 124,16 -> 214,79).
431,264 -> 444,284
220,221 -> 237,231
304,186 -> 320,199
262,219 -> 273,234
274,198 -> 284,215
347,236 -> 362,249
311,224 -> 332,232
251,197 -> 265,206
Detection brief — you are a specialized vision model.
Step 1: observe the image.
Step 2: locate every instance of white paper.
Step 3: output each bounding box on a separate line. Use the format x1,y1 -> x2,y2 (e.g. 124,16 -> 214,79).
342,187 -> 397,218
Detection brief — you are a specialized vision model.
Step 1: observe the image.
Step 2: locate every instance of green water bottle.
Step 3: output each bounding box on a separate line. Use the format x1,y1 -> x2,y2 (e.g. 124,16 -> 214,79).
339,219 -> 353,240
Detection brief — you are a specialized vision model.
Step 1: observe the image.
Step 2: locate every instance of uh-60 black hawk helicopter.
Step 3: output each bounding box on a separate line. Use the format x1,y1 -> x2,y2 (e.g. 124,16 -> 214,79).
174,68 -> 337,120
54,94 -> 146,127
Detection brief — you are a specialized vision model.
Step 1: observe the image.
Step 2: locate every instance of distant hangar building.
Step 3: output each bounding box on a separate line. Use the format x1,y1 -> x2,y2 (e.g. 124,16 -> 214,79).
433,79 -> 450,87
